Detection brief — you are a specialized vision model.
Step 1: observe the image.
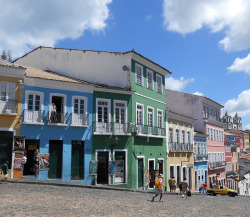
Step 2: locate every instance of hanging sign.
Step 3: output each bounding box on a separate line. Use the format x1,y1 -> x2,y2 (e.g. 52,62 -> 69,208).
14,136 -> 25,151
39,154 -> 50,170
89,160 -> 98,175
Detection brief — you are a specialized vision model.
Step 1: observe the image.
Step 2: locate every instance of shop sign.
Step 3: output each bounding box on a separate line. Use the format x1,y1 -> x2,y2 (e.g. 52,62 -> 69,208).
28,145 -> 38,150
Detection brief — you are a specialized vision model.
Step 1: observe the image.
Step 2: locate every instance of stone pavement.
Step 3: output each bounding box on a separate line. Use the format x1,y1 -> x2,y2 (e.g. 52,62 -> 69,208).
0,180 -> 249,216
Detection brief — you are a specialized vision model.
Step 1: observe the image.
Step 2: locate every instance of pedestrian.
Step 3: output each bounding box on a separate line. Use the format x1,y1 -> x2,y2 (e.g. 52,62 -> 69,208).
151,174 -> 164,202
181,178 -> 189,198
179,182 -> 183,195
0,161 -> 9,183
169,178 -> 172,192
203,182 -> 207,193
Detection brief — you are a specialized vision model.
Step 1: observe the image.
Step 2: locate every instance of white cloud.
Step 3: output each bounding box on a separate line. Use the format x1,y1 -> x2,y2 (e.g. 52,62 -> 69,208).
165,77 -> 194,91
162,0 -> 250,51
0,0 -> 112,58
228,53 -> 250,74
244,124 -> 250,130
224,89 -> 250,118
193,92 -> 204,96
145,15 -> 152,22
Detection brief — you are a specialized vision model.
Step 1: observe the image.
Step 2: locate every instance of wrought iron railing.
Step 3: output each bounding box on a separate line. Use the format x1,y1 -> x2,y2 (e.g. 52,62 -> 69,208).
113,123 -> 132,134
209,161 -> 226,169
48,112 -> 68,124
0,99 -> 17,114
136,124 -> 165,136
71,113 -> 89,126
194,154 -> 208,161
93,122 -> 113,133
23,109 -> 45,123
169,142 -> 193,152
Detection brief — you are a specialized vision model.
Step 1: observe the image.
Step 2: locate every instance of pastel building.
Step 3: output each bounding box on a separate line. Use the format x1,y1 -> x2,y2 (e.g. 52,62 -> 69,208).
166,110 -> 196,193
15,47 -> 171,190
165,89 -> 226,188
0,60 -> 26,179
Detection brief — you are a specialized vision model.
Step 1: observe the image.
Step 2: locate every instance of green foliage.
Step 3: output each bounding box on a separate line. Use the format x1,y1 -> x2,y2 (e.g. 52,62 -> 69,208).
1,50 -> 12,62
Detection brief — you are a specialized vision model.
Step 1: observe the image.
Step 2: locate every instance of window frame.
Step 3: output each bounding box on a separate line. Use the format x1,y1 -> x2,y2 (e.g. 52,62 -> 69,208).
114,100 -> 127,124
0,81 -> 16,101
156,74 -> 163,94
135,63 -> 144,86
146,69 -> 154,90
136,103 -> 144,126
96,98 -> 111,124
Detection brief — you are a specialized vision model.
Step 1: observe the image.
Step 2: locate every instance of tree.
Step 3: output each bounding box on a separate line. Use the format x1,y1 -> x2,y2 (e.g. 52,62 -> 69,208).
7,50 -> 12,62
1,50 -> 6,60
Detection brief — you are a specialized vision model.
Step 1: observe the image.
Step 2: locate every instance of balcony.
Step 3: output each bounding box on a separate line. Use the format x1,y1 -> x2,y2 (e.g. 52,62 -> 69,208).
194,154 -> 208,161
23,109 -> 45,124
136,124 -> 165,137
0,99 -> 17,114
208,161 -> 226,169
71,113 -> 89,126
93,122 -> 133,135
203,112 -> 224,127
227,170 -> 238,177
169,142 -> 193,152
48,112 -> 68,125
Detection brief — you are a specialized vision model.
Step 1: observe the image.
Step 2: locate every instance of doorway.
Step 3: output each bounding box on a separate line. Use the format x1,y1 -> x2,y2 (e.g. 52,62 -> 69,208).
97,151 -> 109,184
177,165 -> 181,186
0,131 -> 13,168
71,141 -> 84,180
195,170 -> 198,191
137,158 -> 144,188
23,139 -> 39,176
149,160 -> 155,188
48,140 -> 63,179
51,96 -> 64,123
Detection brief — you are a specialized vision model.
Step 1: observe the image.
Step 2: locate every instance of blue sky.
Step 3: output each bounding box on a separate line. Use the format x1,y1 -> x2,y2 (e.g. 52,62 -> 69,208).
1,0 -> 250,129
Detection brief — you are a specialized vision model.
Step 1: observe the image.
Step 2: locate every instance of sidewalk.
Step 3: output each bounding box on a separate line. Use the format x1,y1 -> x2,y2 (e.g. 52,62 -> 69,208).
5,178 -> 205,195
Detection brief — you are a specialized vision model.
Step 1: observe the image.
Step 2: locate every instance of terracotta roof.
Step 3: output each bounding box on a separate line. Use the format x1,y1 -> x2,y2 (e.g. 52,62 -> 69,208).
240,153 -> 250,161
14,46 -> 172,75
25,67 -> 132,92
0,59 -> 25,69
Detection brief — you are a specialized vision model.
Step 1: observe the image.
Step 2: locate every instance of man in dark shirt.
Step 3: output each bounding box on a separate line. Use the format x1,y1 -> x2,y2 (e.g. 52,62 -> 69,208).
1,161 -> 9,182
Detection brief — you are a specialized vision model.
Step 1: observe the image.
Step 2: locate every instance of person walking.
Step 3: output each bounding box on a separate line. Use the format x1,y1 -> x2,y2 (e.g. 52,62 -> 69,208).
151,174 -> 164,202
181,178 -> 189,198
0,161 -> 9,183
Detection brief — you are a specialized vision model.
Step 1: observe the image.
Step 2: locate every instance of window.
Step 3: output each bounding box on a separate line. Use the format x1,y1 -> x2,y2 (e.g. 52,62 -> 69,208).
147,69 -> 153,90
0,82 -> 15,101
169,128 -> 173,143
114,101 -> 126,124
210,129 -> 213,140
72,96 -> 88,126
74,98 -> 85,114
157,110 -> 163,129
28,94 -> 41,111
156,74 -> 162,94
176,129 -> 180,145
136,104 -> 143,126
97,100 -> 109,123
187,131 -> 191,144
198,170 -> 201,181
201,169 -> 204,181
182,130 -> 185,144
207,128 -> 210,139
183,167 -> 187,181
147,107 -> 154,127
135,64 -> 143,86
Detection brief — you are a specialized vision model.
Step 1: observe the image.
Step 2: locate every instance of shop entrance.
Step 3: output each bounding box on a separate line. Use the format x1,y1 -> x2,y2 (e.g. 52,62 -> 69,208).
48,140 -> 63,179
0,131 -> 13,168
149,160 -> 155,188
137,158 -> 144,188
23,139 -> 39,176
97,151 -> 109,184
71,140 -> 84,180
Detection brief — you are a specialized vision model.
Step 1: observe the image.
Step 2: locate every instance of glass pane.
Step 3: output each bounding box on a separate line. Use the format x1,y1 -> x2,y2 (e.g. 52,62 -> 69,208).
74,99 -> 78,113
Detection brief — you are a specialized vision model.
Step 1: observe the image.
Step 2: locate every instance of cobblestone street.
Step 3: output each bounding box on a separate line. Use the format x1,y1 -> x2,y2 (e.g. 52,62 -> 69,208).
0,182 -> 249,217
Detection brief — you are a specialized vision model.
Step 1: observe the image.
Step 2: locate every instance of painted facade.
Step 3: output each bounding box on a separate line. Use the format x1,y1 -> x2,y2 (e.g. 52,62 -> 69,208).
166,110 -> 195,193
194,132 -> 208,192
20,68 -> 94,183
0,60 -> 26,179
165,89 -> 226,188
15,47 -> 171,190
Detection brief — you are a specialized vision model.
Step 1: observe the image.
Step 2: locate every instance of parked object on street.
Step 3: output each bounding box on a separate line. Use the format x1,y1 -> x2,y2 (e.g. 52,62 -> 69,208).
207,185 -> 238,197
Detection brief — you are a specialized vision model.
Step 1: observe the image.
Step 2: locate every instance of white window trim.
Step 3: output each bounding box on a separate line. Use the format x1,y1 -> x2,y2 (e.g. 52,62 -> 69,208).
147,106 -> 154,127
0,81 -> 16,100
157,109 -> 163,129
72,96 -> 88,115
135,63 -> 144,86
136,103 -> 144,126
182,166 -> 187,181
49,93 -> 67,113
169,164 -> 175,179
113,100 -> 127,124
25,91 -> 44,111
156,73 -> 163,94
112,149 -> 128,185
96,98 -> 111,123
146,69 -> 154,90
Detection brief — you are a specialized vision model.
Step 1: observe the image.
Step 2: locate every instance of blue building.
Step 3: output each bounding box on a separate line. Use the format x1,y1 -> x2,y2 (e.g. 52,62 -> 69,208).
20,68 -> 94,184
194,132 -> 208,192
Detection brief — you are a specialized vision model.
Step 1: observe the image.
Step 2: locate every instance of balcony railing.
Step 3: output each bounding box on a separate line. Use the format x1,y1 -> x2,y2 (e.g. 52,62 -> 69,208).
23,109 -> 45,124
113,123 -> 132,134
194,154 -> 208,161
208,161 -> 226,169
71,113 -> 89,126
0,99 -> 17,114
136,124 -> 165,137
169,142 -> 193,152
93,122 -> 134,134
93,122 -> 113,133
48,112 -> 68,124
227,170 -> 238,176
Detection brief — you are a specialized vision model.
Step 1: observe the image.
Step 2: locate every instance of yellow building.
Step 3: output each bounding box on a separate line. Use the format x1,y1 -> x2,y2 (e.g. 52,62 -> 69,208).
166,110 -> 196,193
244,130 -> 250,151
0,60 -> 26,179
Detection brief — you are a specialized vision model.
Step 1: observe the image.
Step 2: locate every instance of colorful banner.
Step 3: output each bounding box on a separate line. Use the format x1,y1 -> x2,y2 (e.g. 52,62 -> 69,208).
89,160 -> 98,175
14,158 -> 23,171
39,154 -> 50,170
144,170 -> 150,188
108,161 -> 116,175
14,136 -> 25,151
